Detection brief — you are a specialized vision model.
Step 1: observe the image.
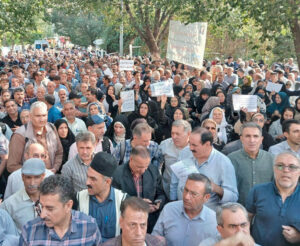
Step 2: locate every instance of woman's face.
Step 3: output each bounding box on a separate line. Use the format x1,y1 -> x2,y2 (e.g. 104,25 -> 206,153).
114,122 -> 125,137
90,104 -> 99,115
257,89 -> 265,96
186,86 -> 193,93
275,94 -> 282,104
243,77 -> 249,84
184,93 -> 191,102
58,123 -> 68,138
201,94 -> 209,100
283,110 -> 294,120
108,86 -> 114,95
217,93 -> 225,103
170,97 -> 179,107
212,109 -> 223,124
204,122 -> 217,137
297,100 -> 300,110
139,104 -> 148,117
173,109 -> 184,121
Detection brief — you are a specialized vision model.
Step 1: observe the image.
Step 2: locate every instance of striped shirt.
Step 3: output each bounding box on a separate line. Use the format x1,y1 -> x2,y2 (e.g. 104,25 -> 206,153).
19,210 -> 101,245
61,154 -> 90,192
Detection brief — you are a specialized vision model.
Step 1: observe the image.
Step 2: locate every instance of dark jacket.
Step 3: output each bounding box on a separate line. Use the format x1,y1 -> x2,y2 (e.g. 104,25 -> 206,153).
102,234 -> 167,246
112,162 -> 166,232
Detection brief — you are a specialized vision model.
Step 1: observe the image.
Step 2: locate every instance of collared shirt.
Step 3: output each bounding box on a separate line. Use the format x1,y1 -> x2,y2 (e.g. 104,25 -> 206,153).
62,154 -> 90,192
0,208 -> 19,245
170,148 -> 238,211
159,138 -> 187,198
89,188 -> 116,242
269,140 -> 300,158
4,169 -> 53,199
228,148 -> 274,205
246,182 -> 300,246
114,139 -> 163,168
0,188 -> 37,233
63,117 -> 87,136
152,201 -> 218,246
19,210 -> 101,245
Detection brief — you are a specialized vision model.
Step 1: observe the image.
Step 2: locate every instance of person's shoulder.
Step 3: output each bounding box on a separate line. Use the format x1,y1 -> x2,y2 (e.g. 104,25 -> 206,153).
145,233 -> 167,246
213,148 -> 232,163
72,210 -> 95,223
162,200 -> 182,213
159,138 -> 172,147
227,149 -> 243,159
251,182 -> 273,193
23,216 -> 45,229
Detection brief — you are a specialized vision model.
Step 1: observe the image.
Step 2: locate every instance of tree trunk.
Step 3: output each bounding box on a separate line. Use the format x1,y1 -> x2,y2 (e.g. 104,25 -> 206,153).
290,18 -> 300,69
143,35 -> 161,60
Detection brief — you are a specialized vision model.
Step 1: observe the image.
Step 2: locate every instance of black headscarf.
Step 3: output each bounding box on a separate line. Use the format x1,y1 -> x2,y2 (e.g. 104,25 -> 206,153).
196,88 -> 211,113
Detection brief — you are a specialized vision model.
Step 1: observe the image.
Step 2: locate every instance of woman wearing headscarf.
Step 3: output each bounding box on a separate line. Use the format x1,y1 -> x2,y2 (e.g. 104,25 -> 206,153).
195,88 -> 211,115
208,107 -> 234,144
105,114 -> 130,147
241,75 -> 253,94
87,102 -> 113,128
54,119 -> 75,172
254,86 -> 271,106
266,92 -> 290,117
103,85 -> 119,118
200,96 -> 220,122
294,97 -> 300,121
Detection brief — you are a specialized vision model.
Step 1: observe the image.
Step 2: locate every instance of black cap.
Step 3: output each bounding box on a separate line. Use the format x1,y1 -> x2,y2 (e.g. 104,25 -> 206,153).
90,152 -> 118,177
69,91 -> 81,100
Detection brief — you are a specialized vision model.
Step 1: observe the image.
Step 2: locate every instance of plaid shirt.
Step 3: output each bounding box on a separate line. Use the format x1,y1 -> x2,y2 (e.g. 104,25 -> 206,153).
19,210 -> 101,246
113,139 -> 163,168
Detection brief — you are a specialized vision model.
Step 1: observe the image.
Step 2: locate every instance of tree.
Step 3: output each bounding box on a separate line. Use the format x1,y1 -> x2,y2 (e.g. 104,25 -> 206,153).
49,10 -> 105,47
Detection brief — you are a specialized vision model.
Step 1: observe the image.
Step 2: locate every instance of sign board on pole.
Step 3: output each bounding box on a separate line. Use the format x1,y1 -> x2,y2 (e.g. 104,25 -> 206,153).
93,39 -> 103,45
119,60 -> 134,71
166,21 -> 207,69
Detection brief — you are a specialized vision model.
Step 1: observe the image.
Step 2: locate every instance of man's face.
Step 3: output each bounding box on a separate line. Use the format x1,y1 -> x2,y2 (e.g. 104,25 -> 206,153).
129,155 -> 150,177
271,74 -> 278,83
26,144 -> 47,161
14,91 -> 24,103
1,80 -> 9,90
2,92 -> 10,102
58,90 -> 67,102
26,84 -> 34,96
203,122 -> 217,138
189,133 -> 209,160
40,193 -> 73,228
171,125 -> 189,149
217,72 -> 224,82
89,122 -> 105,139
133,132 -> 151,147
11,78 -> 19,88
22,173 -> 45,196
183,180 -> 210,214
5,100 -> 18,115
30,107 -> 48,128
76,141 -> 94,163
252,115 -> 265,128
47,82 -> 55,94
120,207 -> 148,246
217,208 -> 250,239
86,167 -> 109,196
20,110 -> 30,125
63,103 -> 75,120
274,154 -> 300,190
284,123 -> 300,146
37,87 -> 46,100
240,127 -> 263,154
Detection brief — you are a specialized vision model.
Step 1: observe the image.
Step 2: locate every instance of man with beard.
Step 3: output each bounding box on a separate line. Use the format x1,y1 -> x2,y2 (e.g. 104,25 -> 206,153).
0,158 -> 46,232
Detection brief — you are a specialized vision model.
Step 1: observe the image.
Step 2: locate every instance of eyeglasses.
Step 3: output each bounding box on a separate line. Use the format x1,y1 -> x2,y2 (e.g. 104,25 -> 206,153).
253,118 -> 264,123
205,127 -> 216,130
32,153 -> 47,159
274,163 -> 300,172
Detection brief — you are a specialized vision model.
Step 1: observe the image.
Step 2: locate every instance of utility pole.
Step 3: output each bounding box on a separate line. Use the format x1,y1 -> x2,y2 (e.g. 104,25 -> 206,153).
119,0 -> 124,56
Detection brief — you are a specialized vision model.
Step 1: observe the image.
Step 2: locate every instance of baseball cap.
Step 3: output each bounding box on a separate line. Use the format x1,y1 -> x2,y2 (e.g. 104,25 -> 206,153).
21,158 -> 46,175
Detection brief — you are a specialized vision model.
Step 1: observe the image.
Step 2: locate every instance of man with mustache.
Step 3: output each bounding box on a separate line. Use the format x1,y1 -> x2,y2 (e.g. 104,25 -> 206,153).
0,158 -> 46,232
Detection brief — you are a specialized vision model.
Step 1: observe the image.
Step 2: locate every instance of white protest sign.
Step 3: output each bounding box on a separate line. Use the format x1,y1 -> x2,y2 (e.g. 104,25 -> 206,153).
266,82 -> 283,93
120,90 -> 135,112
167,20 -> 207,68
150,81 -> 174,97
119,60 -> 134,71
232,95 -> 258,112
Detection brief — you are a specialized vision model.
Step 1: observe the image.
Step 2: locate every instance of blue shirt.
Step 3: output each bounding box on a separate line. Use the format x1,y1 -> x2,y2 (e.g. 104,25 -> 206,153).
246,182 -> 300,246
170,148 -> 238,211
152,201 -> 219,246
89,187 -> 116,242
48,105 -> 62,123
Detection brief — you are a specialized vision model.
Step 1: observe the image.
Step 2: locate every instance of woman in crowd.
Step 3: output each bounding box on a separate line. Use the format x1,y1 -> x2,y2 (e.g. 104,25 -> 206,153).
54,119 -> 75,172
103,85 -> 119,118
266,92 -> 290,117
201,119 -> 225,151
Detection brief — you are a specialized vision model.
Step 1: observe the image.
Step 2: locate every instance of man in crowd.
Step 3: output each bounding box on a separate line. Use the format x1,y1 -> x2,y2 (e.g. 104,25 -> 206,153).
62,100 -> 87,136
13,87 -> 30,112
19,175 -> 102,245
0,209 -> 19,245
246,152 -> 300,246
1,99 -> 22,131
103,197 -> 167,246
112,146 -> 166,232
1,158 -> 46,232
159,120 -> 191,199
7,101 -> 63,173
77,152 -> 127,242
152,173 -> 218,246
44,94 -> 62,123
199,202 -> 259,246
228,122 -> 274,205
170,127 -> 238,210
4,142 -> 53,199
114,123 -> 162,168
269,119 -> 300,157
62,131 -> 95,192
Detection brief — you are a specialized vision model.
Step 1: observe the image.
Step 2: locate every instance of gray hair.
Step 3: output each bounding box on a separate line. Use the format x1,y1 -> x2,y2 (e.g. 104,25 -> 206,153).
132,123 -> 153,137
186,173 -> 212,194
274,151 -> 300,166
216,202 -> 249,226
63,100 -> 75,108
30,101 -> 47,113
240,122 -> 262,136
75,131 -> 96,144
131,146 -> 150,159
172,120 -> 192,133
39,175 -> 75,204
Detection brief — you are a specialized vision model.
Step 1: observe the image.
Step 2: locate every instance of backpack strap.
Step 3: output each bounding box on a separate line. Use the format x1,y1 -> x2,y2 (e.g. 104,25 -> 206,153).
102,136 -> 111,154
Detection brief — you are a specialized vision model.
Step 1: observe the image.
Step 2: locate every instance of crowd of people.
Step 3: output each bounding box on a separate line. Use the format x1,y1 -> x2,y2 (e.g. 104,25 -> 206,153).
0,48 -> 299,246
